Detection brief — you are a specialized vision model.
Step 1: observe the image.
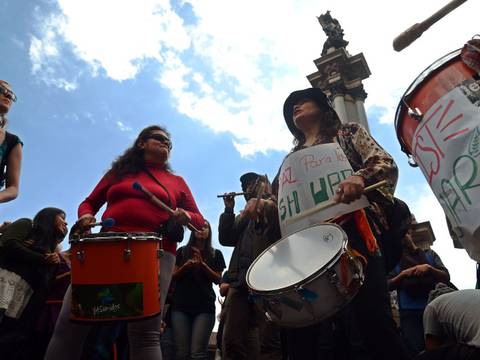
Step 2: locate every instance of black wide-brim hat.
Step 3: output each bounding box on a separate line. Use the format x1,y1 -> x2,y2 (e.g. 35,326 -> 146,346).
240,172 -> 260,186
283,87 -> 333,136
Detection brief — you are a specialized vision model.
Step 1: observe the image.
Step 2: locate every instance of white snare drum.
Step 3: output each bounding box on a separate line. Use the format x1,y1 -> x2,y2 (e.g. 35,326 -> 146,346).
246,223 -> 364,328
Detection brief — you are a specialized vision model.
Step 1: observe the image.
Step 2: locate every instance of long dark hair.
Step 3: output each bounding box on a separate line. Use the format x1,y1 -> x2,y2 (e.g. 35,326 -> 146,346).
108,125 -> 172,179
31,207 -> 66,253
184,221 -> 215,260
292,104 -> 341,150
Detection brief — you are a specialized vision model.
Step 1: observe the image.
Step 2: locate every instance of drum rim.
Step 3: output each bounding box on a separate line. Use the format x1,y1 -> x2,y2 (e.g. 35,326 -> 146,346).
394,48 -> 461,156
246,223 -> 347,294
70,231 -> 162,243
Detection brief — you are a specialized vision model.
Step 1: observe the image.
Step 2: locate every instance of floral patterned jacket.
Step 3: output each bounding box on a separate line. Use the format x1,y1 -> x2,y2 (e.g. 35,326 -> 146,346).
274,122 -> 398,229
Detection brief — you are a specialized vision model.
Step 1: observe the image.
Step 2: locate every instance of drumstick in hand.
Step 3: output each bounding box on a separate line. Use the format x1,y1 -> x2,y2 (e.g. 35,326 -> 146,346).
285,180 -> 388,227
132,182 -> 200,232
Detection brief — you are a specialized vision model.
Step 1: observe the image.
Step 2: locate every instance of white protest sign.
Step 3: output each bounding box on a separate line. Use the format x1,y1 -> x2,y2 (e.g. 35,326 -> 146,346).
277,143 -> 370,236
411,77 -> 480,261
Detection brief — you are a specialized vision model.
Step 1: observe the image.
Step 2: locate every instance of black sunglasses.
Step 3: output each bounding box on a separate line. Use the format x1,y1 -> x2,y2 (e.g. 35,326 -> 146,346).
147,134 -> 172,149
0,84 -> 17,102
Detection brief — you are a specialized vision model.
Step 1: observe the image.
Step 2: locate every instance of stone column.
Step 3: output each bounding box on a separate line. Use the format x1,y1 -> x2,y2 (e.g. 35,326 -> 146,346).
330,84 -> 347,124
350,86 -> 369,132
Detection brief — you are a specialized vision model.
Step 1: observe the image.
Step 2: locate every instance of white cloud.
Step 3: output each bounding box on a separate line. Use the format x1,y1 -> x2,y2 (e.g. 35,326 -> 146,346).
405,185 -> 477,290
30,0 -> 479,153
116,120 -> 132,132
29,13 -> 78,91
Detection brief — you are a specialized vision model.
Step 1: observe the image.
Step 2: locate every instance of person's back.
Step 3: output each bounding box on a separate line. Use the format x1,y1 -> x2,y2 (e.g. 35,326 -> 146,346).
424,289 -> 480,348
417,289 -> 480,360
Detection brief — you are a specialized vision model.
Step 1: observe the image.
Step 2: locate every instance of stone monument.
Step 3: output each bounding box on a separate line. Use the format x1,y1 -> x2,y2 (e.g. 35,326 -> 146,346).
307,11 -> 371,131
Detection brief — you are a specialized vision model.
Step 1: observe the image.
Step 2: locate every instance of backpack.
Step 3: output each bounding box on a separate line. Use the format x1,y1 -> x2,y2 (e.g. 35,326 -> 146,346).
377,197 -> 412,272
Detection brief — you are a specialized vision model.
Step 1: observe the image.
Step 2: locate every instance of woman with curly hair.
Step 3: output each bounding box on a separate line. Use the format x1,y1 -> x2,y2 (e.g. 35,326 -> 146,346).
46,125 -> 205,360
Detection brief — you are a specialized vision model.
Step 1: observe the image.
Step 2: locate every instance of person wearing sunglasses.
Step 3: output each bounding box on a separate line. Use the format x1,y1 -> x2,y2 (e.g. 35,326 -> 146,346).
0,80 -> 22,204
46,125 -> 205,360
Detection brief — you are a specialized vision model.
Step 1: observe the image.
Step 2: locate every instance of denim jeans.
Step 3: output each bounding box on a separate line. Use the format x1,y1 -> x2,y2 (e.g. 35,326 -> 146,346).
171,311 -> 215,360
400,309 -> 425,357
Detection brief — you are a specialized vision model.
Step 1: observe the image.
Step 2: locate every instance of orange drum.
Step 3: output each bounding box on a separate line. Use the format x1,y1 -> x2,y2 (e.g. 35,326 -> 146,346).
395,49 -> 477,161
70,232 -> 162,322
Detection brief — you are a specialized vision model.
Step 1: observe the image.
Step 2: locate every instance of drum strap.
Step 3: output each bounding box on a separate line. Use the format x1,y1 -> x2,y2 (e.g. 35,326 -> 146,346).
353,209 -> 378,255
332,210 -> 378,255
346,247 -> 367,269
143,168 -> 173,208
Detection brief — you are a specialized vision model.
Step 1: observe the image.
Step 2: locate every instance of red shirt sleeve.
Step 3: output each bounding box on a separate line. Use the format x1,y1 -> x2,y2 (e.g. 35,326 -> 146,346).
78,173 -> 114,218
176,176 -> 205,229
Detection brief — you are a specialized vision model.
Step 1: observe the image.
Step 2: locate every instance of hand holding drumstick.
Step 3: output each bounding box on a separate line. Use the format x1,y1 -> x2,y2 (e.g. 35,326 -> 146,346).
285,180 -> 387,226
333,175 -> 365,204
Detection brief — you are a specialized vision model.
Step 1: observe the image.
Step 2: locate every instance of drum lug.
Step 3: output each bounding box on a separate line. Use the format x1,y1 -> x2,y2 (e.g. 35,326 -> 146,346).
263,298 -> 283,321
124,236 -> 132,261
76,250 -> 85,263
157,236 -> 164,258
407,155 -> 418,167
327,268 -> 347,295
264,311 -> 274,322
406,105 -> 423,122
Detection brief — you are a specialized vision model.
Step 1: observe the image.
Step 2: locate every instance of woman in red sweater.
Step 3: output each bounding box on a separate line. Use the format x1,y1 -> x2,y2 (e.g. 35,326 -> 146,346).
46,125 -> 205,360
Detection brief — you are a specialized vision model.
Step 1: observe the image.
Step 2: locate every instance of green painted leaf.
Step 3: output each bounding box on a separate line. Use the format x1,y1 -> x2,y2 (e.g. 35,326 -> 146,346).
468,126 -> 480,158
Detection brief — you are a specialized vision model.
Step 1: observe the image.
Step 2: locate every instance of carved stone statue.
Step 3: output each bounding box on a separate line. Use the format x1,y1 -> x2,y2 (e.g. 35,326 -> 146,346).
318,11 -> 349,56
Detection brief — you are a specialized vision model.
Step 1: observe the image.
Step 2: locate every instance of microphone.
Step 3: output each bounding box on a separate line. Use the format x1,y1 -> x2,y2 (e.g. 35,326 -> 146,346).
90,218 -> 115,228
393,0 -> 468,52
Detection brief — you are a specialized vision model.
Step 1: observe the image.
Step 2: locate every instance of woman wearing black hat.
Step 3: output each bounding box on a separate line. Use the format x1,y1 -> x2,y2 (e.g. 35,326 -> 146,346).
273,87 -> 410,360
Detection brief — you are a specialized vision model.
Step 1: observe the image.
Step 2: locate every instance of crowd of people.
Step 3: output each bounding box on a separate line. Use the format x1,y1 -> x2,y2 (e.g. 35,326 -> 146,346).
0,78 -> 479,360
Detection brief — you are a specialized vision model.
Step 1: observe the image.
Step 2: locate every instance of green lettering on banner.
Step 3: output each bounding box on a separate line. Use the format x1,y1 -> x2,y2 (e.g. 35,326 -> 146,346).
327,172 -> 341,195
438,191 -> 465,241
340,169 -> 354,179
310,178 -> 329,205
453,155 -> 480,206
279,191 -> 301,221
287,191 -> 301,218
440,178 -> 467,222
279,198 -> 287,221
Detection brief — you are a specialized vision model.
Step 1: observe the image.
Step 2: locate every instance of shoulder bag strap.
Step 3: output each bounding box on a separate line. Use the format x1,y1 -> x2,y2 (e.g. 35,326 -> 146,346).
143,168 -> 173,208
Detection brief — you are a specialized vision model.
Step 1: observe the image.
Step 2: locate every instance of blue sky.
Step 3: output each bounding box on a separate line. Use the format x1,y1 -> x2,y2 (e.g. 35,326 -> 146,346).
1,0 -> 479,289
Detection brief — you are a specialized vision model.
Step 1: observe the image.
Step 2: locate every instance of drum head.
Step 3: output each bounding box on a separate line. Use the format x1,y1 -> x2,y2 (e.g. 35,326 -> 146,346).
247,223 -> 346,292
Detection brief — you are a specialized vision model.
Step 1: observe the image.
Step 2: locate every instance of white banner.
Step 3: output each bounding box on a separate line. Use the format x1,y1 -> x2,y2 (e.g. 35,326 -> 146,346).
411,77 -> 480,261
278,143 -> 369,236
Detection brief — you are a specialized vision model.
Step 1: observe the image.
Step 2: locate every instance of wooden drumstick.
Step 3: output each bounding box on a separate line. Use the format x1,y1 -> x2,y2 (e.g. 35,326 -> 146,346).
284,180 -> 388,227
393,0 -> 468,52
132,182 -> 200,233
